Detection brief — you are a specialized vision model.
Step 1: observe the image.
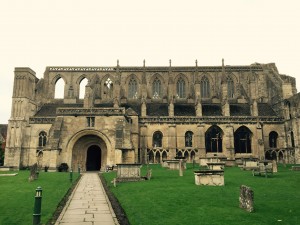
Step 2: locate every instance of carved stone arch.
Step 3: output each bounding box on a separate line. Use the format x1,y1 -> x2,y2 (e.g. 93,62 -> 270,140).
174,73 -> 189,99
51,74 -> 67,85
125,73 -> 141,84
149,73 -> 166,99
52,74 -> 67,99
75,74 -> 90,85
101,74 -> 115,100
125,74 -> 140,99
226,72 -> 238,83
199,72 -> 213,84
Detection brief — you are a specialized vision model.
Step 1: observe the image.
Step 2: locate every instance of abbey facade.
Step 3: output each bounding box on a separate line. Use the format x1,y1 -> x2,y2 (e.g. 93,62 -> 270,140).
4,60 -> 300,171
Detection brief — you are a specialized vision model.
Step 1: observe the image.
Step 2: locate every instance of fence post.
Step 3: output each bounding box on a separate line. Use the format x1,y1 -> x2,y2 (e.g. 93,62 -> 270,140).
70,169 -> 73,182
33,186 -> 42,225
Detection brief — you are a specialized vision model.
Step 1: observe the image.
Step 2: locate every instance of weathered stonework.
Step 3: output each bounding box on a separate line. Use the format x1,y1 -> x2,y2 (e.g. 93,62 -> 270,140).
3,61 -> 300,171
239,185 -> 254,212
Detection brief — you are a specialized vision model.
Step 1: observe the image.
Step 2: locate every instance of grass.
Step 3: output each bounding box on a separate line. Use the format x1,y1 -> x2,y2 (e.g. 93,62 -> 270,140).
0,170 -> 80,225
102,164 -> 300,225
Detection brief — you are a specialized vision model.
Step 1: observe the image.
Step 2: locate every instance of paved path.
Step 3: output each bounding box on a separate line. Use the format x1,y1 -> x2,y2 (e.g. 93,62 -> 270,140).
55,172 -> 119,225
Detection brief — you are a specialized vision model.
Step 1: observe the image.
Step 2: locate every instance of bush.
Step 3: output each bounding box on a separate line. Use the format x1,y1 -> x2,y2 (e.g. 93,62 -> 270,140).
58,163 -> 69,172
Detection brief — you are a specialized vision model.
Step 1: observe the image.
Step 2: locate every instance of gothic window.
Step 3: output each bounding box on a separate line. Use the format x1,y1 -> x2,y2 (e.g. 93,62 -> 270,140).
152,78 -> 162,99
86,117 -> 95,127
176,77 -> 186,98
205,126 -> 223,153
291,131 -> 295,147
201,76 -> 210,98
185,131 -> 193,147
269,131 -> 278,148
54,77 -> 65,99
38,131 -> 47,147
128,78 -> 138,99
104,77 -> 113,99
234,126 -> 252,154
79,78 -> 88,99
227,76 -> 234,98
153,131 -> 163,148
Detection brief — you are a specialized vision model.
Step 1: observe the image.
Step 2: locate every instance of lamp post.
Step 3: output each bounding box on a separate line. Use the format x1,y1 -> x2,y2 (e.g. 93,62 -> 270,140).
33,186 -> 42,225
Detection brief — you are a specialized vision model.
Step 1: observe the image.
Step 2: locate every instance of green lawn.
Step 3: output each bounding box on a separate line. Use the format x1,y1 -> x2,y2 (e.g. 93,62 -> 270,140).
102,164 -> 300,225
0,170 -> 79,225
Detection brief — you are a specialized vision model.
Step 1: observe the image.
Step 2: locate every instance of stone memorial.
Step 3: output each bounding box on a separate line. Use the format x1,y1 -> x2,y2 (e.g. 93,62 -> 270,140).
116,163 -> 142,182
28,163 -> 39,182
239,185 -> 254,212
194,170 -> 224,186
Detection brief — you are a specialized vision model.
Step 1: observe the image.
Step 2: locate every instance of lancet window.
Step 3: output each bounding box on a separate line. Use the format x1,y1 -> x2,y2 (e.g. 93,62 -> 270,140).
234,126 -> 252,153
128,78 -> 138,99
152,78 -> 162,99
205,126 -> 223,153
185,131 -> 193,147
201,76 -> 210,98
176,78 -> 186,98
38,131 -> 47,147
269,131 -> 278,148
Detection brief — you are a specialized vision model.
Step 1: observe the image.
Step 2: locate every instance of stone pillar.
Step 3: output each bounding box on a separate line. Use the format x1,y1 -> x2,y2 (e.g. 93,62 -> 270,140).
168,99 -> 174,117
251,99 -> 258,116
141,99 -> 147,117
225,125 -> 234,159
197,125 -> 206,157
256,123 -> 264,160
140,125 -> 147,163
168,124 -> 177,159
195,99 -> 202,117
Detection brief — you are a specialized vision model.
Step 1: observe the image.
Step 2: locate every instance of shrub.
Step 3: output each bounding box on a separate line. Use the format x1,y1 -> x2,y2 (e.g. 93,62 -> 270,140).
58,163 -> 69,172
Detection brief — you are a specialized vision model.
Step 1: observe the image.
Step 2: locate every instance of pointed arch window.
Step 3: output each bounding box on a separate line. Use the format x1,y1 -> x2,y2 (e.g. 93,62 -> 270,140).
201,76 -> 210,98
176,77 -> 186,98
269,131 -> 278,148
128,78 -> 138,99
153,131 -> 163,148
38,131 -> 47,147
152,78 -> 162,99
205,126 -> 223,153
79,78 -> 88,99
185,131 -> 193,147
227,76 -> 234,98
234,126 -> 252,153
54,78 -> 65,99
104,77 -> 113,99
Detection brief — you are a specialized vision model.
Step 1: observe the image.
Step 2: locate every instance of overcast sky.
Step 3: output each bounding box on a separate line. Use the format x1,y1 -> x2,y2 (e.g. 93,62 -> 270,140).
0,0 -> 300,124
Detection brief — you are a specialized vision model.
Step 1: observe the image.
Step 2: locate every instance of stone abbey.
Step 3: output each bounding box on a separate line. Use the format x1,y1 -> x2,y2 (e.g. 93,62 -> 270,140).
4,60 -> 300,171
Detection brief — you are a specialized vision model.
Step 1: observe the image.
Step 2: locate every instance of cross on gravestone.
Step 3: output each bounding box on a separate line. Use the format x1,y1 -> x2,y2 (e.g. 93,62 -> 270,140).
239,185 -> 254,212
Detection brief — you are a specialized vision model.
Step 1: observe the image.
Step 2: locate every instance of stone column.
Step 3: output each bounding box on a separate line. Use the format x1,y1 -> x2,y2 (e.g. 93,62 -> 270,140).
168,124 -> 177,159
225,125 -> 234,159
197,124 -> 206,157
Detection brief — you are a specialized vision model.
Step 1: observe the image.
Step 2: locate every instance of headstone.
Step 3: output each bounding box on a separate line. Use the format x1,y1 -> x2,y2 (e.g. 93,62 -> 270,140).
239,185 -> 254,212
272,160 -> 278,173
29,163 -> 38,182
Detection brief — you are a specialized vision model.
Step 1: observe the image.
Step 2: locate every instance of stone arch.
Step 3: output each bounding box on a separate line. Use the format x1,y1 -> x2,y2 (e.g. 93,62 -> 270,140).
52,75 -> 67,99
148,150 -> 154,163
269,131 -> 278,148
66,129 -> 113,171
234,126 -> 252,154
125,74 -> 140,99
101,74 -> 115,100
149,73 -> 166,99
174,73 -> 189,98
78,77 -> 89,99
162,151 -> 167,160
184,151 -> 189,160
205,125 -> 224,153
152,130 -> 163,148
155,151 -> 160,163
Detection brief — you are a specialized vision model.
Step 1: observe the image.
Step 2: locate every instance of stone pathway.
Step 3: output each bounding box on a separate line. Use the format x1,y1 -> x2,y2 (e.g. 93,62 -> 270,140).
55,172 -> 119,225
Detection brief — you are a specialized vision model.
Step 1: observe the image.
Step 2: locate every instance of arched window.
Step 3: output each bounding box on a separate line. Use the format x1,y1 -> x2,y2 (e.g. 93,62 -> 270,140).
153,131 -> 163,148
54,78 -> 65,99
38,131 -> 47,147
79,78 -> 88,99
291,131 -> 295,147
152,78 -> 162,99
234,126 -> 252,153
176,77 -> 185,98
104,77 -> 113,99
128,78 -> 138,99
269,131 -> 278,148
227,76 -> 234,98
205,126 -> 223,153
185,131 -> 193,147
201,76 -> 210,98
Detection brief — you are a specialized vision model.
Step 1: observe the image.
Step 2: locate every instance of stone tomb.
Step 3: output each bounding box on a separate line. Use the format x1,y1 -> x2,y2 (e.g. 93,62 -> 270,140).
199,156 -> 226,166
116,163 -> 142,182
164,159 -> 186,170
207,162 -> 225,170
194,170 -> 224,186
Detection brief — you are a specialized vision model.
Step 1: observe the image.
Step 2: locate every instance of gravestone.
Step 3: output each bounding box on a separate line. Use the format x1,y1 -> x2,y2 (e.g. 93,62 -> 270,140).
239,185 -> 254,212
28,163 -> 39,182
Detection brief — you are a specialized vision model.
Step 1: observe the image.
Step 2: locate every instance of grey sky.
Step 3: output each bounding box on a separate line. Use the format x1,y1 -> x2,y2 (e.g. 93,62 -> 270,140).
1,0 -> 300,124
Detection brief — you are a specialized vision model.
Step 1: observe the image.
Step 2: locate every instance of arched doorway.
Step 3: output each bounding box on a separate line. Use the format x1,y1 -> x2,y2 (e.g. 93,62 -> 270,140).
86,145 -> 101,171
